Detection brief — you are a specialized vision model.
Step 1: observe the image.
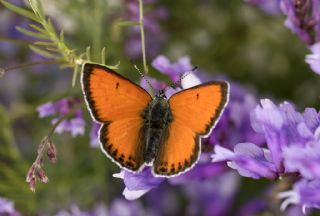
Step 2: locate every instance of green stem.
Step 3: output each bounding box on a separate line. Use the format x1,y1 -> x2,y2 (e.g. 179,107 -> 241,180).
3,59 -> 61,72
138,0 -> 148,74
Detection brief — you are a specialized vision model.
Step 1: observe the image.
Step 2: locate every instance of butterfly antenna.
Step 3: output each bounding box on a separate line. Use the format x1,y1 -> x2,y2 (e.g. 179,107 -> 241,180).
133,64 -> 155,95
164,66 -> 198,92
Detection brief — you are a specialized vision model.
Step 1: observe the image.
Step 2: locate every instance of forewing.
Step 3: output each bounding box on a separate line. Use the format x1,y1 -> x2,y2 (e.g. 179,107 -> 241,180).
82,63 -> 152,123
168,81 -> 229,135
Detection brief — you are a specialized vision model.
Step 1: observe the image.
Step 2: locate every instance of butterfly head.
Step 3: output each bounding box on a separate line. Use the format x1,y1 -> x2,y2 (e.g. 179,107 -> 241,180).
155,89 -> 167,99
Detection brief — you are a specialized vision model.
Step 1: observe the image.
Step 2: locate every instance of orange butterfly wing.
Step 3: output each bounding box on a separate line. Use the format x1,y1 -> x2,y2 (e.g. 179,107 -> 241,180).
82,63 -> 152,171
153,82 -> 229,176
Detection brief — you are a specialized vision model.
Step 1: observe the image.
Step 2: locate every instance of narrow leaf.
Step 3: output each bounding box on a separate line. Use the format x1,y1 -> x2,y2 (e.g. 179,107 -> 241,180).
28,0 -> 45,19
34,41 -> 56,46
16,26 -> 48,40
29,24 -> 47,34
29,45 -> 57,58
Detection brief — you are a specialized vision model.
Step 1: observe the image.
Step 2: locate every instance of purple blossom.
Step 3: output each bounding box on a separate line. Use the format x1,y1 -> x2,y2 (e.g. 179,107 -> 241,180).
113,168 -> 164,200
279,179 -> 320,214
305,42 -> 320,75
280,0 -> 320,45
212,99 -> 320,180
212,98 -> 320,211
0,197 -> 20,216
212,143 -> 278,179
37,98 -> 85,137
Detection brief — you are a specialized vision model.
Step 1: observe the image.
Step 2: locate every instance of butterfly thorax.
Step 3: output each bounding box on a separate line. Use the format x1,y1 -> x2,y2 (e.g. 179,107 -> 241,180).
141,96 -> 173,163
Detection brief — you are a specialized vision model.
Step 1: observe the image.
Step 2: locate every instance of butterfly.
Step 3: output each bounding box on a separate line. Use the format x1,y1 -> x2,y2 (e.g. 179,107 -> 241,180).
81,63 -> 229,177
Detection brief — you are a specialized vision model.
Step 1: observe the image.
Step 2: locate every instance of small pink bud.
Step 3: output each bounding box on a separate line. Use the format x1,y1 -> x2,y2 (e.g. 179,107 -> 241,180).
37,136 -> 50,154
47,141 -> 57,163
35,167 -> 49,183
26,164 -> 37,192
26,164 -> 36,182
29,177 -> 36,192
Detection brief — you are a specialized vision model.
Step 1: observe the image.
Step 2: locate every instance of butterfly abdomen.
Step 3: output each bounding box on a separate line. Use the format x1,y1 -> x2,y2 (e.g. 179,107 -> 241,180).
142,97 -> 172,163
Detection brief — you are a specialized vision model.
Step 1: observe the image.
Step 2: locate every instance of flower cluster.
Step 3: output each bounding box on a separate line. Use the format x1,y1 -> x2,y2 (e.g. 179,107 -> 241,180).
212,98 -> 320,212
37,97 -> 85,137
280,0 -> 320,45
278,0 -> 320,75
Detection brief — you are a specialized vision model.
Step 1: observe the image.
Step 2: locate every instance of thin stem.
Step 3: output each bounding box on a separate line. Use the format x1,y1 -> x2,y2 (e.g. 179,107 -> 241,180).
3,59 -> 61,72
138,0 -> 148,74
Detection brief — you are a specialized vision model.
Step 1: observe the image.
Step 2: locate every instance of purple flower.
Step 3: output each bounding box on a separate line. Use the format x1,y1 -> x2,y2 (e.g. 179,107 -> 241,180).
212,143 -> 278,179
280,0 -> 320,45
212,99 -> 320,179
37,98 -> 85,137
283,142 -> 320,179
37,102 -> 57,118
0,197 -> 20,216
113,168 -> 165,200
279,179 -> 320,214
305,42 -> 320,75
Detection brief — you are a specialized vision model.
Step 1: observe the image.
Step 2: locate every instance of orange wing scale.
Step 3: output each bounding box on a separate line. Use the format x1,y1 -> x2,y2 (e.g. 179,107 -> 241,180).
82,64 -> 152,122
154,82 -> 229,176
154,122 -> 198,176
82,63 -> 152,171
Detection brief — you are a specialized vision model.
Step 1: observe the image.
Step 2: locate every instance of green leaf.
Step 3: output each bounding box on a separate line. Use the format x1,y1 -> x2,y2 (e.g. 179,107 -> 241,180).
28,0 -> 44,19
29,45 -> 57,58
0,0 -> 39,22
29,24 -> 47,35
34,41 -> 56,46
16,26 -> 49,40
